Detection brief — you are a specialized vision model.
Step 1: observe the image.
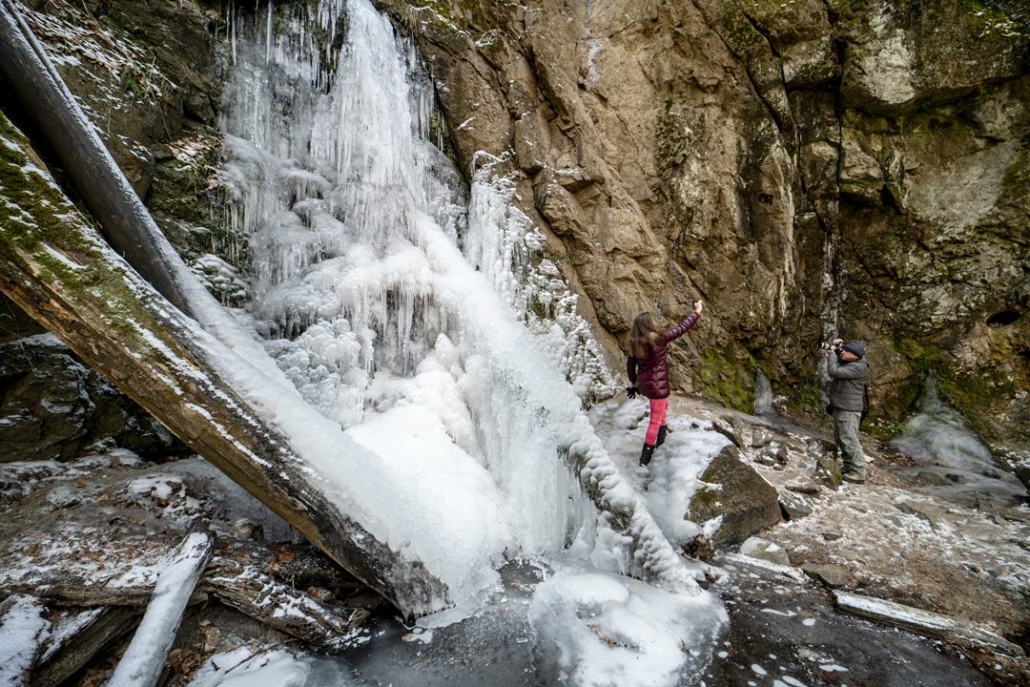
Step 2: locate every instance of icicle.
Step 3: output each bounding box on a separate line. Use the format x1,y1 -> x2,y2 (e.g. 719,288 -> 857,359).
265,0 -> 274,64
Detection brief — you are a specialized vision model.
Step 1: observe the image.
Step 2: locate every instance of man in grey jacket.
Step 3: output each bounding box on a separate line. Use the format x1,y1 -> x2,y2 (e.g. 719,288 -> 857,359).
826,339 -> 870,484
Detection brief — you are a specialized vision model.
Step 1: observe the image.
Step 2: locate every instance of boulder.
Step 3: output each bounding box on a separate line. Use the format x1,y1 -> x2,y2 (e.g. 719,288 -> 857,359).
739,536 -> 791,567
0,335 -> 185,463
688,444 -> 781,547
778,490 -> 814,521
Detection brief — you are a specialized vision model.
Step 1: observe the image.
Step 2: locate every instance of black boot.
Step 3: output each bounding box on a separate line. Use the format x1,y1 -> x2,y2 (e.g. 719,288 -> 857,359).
656,425 -> 669,448
639,443 -> 655,467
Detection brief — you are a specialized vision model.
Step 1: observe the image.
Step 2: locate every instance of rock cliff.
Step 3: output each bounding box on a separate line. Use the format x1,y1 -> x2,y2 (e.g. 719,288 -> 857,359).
375,0 -> 1030,465
2,0 -> 1028,468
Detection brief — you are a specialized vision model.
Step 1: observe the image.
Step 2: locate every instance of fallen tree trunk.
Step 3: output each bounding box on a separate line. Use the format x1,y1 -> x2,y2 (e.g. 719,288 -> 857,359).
107,531 -> 214,687
834,590 -> 1025,658
0,113 -> 448,618
31,607 -> 140,687
0,535 -> 374,655
0,0 -> 192,316
0,559 -> 370,648
204,556 -> 371,644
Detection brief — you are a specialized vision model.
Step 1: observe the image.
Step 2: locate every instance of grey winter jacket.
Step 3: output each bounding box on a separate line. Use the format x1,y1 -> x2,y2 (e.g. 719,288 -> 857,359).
828,355 -> 869,412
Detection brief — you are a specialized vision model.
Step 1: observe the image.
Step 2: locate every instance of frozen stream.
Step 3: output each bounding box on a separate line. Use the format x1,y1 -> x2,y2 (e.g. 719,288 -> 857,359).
187,554 -> 995,687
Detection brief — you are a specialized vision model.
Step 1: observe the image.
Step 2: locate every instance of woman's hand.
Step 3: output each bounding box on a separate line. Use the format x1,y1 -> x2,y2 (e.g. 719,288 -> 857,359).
693,300 -> 703,314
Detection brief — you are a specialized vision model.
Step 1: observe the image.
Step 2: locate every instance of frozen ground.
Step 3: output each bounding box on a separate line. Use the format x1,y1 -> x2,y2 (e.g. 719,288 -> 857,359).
4,396 -> 1027,686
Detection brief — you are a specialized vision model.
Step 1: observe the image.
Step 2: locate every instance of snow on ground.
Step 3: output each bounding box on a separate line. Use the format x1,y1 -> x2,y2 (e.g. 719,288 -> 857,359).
528,562 -> 726,687
187,648 -> 317,687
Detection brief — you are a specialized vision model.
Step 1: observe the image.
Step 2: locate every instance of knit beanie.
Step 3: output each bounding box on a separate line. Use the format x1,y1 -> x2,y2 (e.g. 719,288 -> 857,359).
843,340 -> 866,359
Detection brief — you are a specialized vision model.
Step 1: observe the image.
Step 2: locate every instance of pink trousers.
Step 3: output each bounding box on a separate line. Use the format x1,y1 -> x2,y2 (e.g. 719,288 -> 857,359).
645,398 -> 668,447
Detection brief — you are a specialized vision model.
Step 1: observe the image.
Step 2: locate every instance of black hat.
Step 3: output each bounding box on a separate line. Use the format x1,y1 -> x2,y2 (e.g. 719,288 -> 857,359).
843,341 -> 866,358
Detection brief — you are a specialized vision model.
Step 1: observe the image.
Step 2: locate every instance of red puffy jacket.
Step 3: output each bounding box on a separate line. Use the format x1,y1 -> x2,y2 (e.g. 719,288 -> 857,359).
626,312 -> 700,399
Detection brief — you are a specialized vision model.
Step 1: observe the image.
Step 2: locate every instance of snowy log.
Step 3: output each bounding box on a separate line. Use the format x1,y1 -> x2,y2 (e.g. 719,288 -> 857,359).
561,424 -> 704,594
0,113 -> 448,617
834,590 -> 1025,657
0,0 -> 192,315
0,595 -> 50,687
106,531 -> 214,687
204,556 -> 371,644
32,607 -> 140,687
0,553 -> 368,647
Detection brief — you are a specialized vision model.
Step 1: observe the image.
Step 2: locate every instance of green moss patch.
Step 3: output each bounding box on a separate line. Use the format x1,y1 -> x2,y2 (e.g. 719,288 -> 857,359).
698,347 -> 756,411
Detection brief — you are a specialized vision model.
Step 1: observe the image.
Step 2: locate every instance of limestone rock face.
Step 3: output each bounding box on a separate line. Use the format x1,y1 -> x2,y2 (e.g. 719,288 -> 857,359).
379,0 -> 1030,460
6,0 -> 1029,464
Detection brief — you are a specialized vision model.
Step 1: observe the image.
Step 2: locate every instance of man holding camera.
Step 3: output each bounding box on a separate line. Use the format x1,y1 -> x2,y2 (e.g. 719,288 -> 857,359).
825,339 -> 870,484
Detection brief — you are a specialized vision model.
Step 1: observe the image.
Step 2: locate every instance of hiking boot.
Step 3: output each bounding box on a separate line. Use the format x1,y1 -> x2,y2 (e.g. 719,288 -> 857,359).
655,425 -> 669,448
842,472 -> 866,484
639,443 -> 656,467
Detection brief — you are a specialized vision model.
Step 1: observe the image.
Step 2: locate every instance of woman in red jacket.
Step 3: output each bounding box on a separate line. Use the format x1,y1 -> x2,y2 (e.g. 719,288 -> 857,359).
626,300 -> 703,466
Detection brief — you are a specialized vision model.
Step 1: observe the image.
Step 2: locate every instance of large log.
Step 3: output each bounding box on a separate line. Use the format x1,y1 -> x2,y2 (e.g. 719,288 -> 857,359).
0,113 -> 448,618
0,0 -> 192,315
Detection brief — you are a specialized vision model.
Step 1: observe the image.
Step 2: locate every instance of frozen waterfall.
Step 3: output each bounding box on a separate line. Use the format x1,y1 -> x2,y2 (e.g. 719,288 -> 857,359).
218,0 -> 599,608
216,0 -> 704,618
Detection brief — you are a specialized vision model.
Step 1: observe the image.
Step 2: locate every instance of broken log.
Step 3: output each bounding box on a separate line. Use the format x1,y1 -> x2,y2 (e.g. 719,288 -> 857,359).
32,607 -> 141,687
107,531 -> 214,687
0,551 -> 370,648
205,556 -> 371,644
0,595 -> 50,687
834,590 -> 1025,657
0,113 -> 448,617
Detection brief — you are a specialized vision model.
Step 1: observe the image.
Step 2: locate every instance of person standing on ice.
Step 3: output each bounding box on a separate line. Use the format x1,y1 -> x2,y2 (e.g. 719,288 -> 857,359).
625,300 -> 704,467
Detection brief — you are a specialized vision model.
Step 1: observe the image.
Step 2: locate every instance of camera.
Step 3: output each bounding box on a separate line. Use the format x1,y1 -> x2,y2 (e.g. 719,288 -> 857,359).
821,341 -> 843,354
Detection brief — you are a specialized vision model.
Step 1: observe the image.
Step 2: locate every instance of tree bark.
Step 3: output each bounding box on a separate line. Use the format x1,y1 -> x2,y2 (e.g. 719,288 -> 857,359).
0,113 -> 449,618
0,0 -> 192,316
31,607 -> 141,687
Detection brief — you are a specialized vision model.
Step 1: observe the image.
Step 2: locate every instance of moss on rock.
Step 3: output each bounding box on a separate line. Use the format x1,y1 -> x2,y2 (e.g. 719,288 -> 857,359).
698,347 -> 756,412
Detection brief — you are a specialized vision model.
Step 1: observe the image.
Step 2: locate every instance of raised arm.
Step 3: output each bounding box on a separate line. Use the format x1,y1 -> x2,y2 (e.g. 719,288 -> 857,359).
828,356 -> 869,380
659,300 -> 703,345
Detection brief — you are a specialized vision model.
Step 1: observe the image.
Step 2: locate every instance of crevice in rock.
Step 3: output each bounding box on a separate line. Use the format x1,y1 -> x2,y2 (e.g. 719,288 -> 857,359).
987,309 -> 1022,327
